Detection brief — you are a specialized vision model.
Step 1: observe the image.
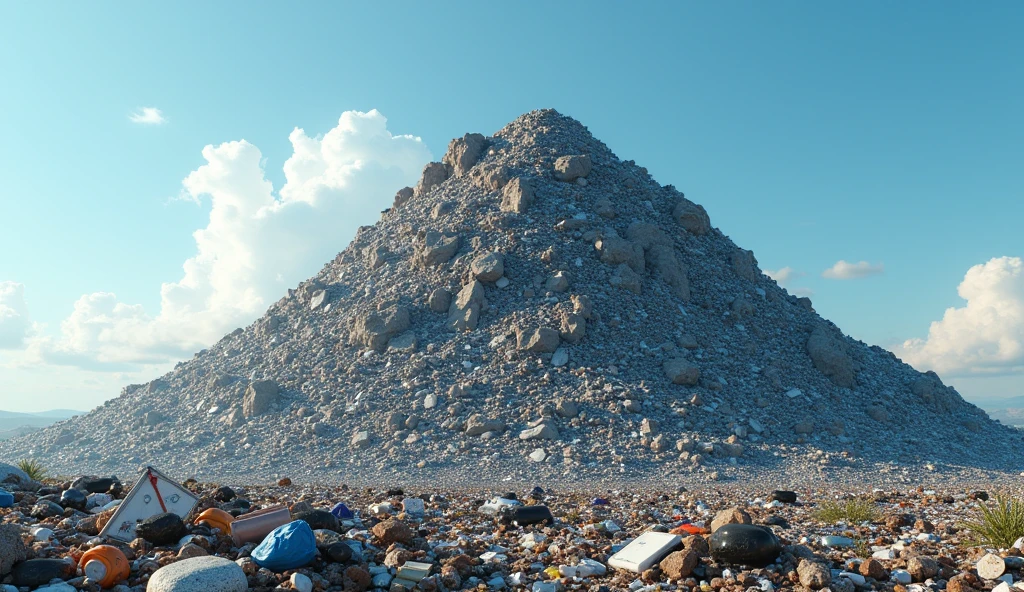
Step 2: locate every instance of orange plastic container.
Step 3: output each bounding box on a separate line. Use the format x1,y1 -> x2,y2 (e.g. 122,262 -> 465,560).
195,507 -> 235,535
230,504 -> 291,546
80,545 -> 129,589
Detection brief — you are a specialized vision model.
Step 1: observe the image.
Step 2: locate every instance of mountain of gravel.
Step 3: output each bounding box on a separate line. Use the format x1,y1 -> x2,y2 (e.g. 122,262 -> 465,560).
3,109 -> 1020,486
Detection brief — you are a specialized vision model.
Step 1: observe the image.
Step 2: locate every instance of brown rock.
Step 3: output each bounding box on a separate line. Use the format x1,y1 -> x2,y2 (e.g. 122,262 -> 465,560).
371,518 -> 414,547
859,558 -> 886,580
908,556 -> 939,582
710,507 -> 751,533
798,559 -> 832,589
344,565 -> 372,591
660,549 -> 700,580
682,535 -> 710,558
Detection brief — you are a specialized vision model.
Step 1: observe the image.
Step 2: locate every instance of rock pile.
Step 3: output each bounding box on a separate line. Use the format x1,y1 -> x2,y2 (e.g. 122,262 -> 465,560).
1,109 -> 1020,485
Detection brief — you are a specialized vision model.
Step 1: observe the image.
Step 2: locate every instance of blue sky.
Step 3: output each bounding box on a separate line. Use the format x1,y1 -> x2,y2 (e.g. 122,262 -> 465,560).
0,2 -> 1021,412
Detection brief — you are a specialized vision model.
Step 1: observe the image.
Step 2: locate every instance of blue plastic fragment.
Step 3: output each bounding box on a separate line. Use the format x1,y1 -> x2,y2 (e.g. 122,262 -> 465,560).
330,502 -> 353,520
251,520 -> 317,572
592,498 -> 609,506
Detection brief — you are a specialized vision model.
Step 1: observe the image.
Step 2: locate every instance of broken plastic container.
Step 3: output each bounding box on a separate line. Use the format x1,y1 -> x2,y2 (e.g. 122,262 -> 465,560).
230,504 -> 291,546
80,545 -> 129,589
479,497 -> 522,515
608,531 -> 681,573
195,508 -> 235,535
499,504 -> 554,526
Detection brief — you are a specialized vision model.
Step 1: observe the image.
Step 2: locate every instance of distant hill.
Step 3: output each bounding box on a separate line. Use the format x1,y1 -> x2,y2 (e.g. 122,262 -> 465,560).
0,409 -> 84,440
973,396 -> 1024,427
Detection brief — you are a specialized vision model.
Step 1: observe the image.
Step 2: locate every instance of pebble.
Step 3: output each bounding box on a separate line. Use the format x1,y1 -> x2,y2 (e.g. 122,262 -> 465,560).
147,556 -> 248,592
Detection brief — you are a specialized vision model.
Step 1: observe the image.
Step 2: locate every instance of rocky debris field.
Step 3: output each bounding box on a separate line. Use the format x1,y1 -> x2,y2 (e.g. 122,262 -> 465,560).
2,108 -> 1022,484
3,462 -> 1024,592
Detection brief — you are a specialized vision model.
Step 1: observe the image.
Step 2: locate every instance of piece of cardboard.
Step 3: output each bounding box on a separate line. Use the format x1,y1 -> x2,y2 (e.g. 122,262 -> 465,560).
99,466 -> 199,542
607,531 -> 681,573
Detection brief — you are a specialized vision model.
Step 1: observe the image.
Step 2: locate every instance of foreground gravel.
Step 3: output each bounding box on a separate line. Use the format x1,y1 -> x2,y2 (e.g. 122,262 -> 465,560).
3,465 -> 1024,592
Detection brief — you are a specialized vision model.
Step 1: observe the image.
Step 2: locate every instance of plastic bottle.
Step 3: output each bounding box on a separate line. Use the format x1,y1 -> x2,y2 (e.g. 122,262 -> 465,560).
80,545 -> 129,589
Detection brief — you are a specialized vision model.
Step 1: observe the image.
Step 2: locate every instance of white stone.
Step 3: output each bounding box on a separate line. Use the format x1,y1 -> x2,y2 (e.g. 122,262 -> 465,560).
529,448 -> 547,462
840,572 -> 866,585
785,388 -> 802,398
148,556 -> 248,592
993,583 -> 1012,592
576,558 -> 607,577
402,497 -> 425,518
979,553 -> 1007,580
551,348 -> 569,367
891,569 -> 912,585
872,549 -> 895,560
290,573 -> 313,592
496,277 -> 510,289
424,393 -> 438,409
31,527 -> 53,541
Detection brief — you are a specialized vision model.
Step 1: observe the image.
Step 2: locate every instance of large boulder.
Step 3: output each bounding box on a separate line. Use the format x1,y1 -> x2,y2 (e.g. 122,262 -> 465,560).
351,306 -> 411,351
465,414 -> 505,437
414,162 -> 451,196
911,372 -> 960,413
392,186 -> 414,209
148,556 -> 248,592
448,281 -> 486,332
553,154 -> 592,182
500,177 -> 534,213
471,252 -> 504,282
673,198 -> 711,235
664,357 -> 700,385
729,248 -> 759,282
418,231 -> 460,267
597,237 -> 644,273
242,380 -> 280,418
516,327 -> 561,353
443,133 -> 485,177
807,325 -> 856,388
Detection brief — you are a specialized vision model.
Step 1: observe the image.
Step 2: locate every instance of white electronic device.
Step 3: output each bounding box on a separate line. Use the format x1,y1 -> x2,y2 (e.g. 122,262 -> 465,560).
607,531 -> 682,573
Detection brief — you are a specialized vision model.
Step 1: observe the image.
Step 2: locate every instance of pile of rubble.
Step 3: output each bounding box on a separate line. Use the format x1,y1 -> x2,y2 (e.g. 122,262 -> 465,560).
3,463 -> 1024,592
1,109 -> 1020,484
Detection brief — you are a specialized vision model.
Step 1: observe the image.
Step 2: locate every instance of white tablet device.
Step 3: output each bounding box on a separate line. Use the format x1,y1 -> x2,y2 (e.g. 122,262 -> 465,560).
607,531 -> 682,573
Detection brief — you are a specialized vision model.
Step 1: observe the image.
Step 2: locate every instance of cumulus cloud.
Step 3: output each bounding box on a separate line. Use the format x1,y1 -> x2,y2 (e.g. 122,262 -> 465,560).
822,260 -> 885,280
0,282 -> 32,349
764,267 -> 802,286
36,109 -> 430,369
129,107 -> 166,125
764,267 -> 813,297
898,256 -> 1024,375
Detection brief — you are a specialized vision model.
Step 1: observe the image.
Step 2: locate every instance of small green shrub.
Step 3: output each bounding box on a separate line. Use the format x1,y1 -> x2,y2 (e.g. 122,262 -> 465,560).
813,498 -> 878,524
16,458 -> 48,482
962,495 -> 1024,548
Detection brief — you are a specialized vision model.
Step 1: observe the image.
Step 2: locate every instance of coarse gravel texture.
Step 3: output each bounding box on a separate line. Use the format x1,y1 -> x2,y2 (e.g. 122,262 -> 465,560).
2,108 -> 1022,488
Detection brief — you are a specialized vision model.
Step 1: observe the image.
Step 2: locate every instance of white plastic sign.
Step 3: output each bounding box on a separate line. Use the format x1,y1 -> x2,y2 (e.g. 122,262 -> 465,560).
99,466 -> 199,543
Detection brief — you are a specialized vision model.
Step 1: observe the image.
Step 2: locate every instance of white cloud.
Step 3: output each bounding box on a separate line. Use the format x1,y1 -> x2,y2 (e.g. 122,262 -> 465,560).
822,260 -> 885,280
764,266 -> 813,297
129,107 -> 167,125
765,266 -> 802,286
897,256 -> 1024,375
35,109 -> 431,369
0,282 -> 31,349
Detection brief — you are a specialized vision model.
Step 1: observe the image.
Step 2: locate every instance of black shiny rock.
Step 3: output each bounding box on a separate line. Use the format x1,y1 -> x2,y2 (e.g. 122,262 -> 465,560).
72,475 -> 122,494
709,524 -> 782,567
11,558 -> 75,587
386,488 -> 404,497
499,505 -> 553,526
213,486 -> 236,502
136,512 -> 187,546
326,541 -> 354,563
770,490 -> 798,504
60,487 -> 88,510
294,509 -> 339,532
30,500 -> 65,518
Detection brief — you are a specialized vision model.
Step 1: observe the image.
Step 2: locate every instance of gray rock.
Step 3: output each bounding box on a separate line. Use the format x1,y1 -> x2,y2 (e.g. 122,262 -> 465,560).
419,232 -> 460,267
471,252 -> 505,282
672,198 -> 711,235
500,177 -> 534,213
428,288 -> 451,313
0,462 -> 29,485
442,133 -> 486,177
242,380 -> 280,418
516,327 -> 560,353
807,325 -> 856,388
351,305 -> 411,351
414,162 -> 451,196
0,523 -> 28,577
664,358 -> 700,385
553,154 -> 592,182
147,556 -> 248,592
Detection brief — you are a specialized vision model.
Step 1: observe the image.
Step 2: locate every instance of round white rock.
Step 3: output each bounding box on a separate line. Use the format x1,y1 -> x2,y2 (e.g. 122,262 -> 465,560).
148,556 -> 248,592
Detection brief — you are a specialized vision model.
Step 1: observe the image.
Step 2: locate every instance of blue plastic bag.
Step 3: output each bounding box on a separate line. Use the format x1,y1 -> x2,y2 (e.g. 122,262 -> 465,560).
330,502 -> 353,520
251,520 -> 316,572
0,490 -> 13,508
